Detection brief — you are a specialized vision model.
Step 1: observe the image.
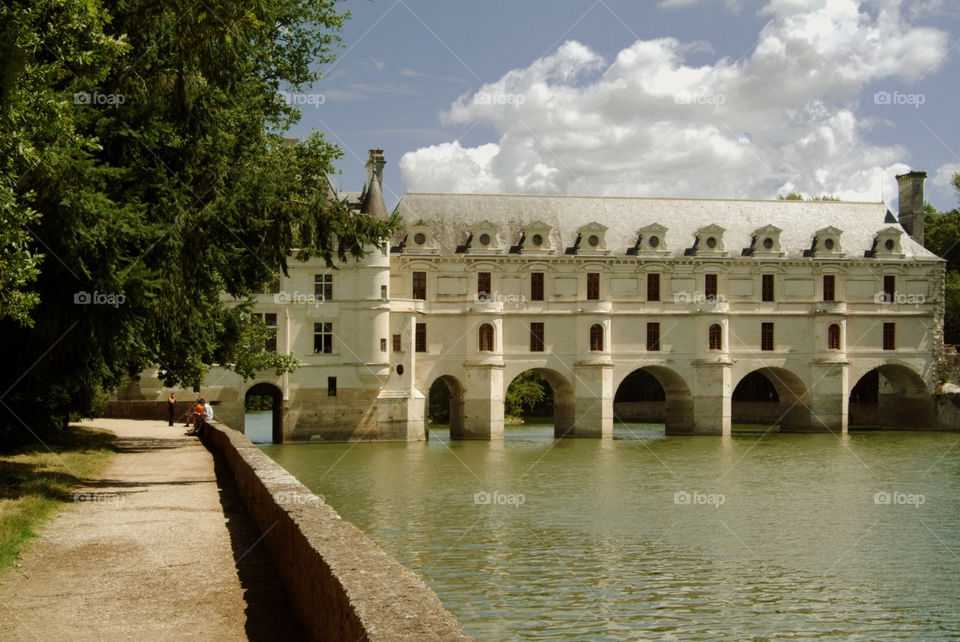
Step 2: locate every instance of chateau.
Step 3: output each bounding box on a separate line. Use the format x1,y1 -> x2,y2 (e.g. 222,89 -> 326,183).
139,150 -> 945,441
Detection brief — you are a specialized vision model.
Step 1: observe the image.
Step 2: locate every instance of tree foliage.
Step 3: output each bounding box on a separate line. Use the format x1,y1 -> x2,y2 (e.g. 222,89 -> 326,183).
0,0 -> 396,441
924,174 -> 960,345
505,370 -> 552,419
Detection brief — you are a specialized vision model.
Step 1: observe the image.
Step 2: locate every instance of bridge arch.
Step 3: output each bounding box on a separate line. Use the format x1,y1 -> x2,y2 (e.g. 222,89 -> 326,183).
245,382 -> 283,443
426,374 -> 466,438
614,366 -> 693,434
849,362 -> 933,429
503,367 -> 575,437
732,367 -> 810,432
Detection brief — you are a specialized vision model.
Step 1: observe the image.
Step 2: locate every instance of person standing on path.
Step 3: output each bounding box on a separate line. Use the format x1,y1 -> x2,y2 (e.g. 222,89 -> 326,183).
168,392 -> 176,426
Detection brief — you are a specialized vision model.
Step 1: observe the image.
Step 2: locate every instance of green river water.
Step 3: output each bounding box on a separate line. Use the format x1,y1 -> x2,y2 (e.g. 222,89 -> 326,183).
258,422 -> 960,640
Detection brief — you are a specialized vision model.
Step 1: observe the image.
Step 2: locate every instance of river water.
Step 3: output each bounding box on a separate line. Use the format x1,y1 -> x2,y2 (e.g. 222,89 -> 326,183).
259,424 -> 960,640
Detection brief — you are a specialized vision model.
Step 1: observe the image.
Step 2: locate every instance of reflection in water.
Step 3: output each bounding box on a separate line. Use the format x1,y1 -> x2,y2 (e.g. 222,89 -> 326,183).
261,424 -> 960,640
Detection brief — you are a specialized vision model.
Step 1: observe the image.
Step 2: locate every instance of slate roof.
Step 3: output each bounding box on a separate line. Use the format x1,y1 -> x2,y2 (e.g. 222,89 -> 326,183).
392,192 -> 941,261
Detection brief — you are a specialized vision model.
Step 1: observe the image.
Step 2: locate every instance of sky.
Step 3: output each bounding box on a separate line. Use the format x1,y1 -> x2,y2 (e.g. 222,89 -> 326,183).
285,0 -> 960,213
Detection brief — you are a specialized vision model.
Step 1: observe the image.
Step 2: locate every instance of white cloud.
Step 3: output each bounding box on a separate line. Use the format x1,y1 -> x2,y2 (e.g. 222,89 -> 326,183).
399,0 -> 950,202
930,163 -> 960,210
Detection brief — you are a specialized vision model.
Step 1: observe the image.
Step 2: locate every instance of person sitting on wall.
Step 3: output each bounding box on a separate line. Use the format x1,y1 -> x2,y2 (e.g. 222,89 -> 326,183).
203,399 -> 213,423
185,399 -> 205,435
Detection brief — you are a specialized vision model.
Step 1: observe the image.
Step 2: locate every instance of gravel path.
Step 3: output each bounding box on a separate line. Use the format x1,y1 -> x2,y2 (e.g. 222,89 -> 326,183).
0,418 -> 303,641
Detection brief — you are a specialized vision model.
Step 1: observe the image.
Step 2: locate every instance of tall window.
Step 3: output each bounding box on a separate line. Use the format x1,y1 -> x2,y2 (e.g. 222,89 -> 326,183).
761,274 -> 774,302
589,324 -> 604,351
266,276 -> 281,294
828,324 -> 841,350
883,275 -> 895,303
327,377 -> 337,397
412,271 -> 426,300
392,334 -> 402,352
646,322 -> 660,351
530,272 -> 544,301
314,274 -> 333,301
313,322 -> 333,354
478,272 -> 491,300
647,273 -> 660,302
883,322 -> 895,350
479,323 -> 495,352
253,313 -> 278,352
705,273 -> 718,299
587,273 -> 600,300
823,274 -> 836,302
708,324 -> 722,351
761,322 -> 774,351
530,322 -> 545,352
415,323 -> 427,353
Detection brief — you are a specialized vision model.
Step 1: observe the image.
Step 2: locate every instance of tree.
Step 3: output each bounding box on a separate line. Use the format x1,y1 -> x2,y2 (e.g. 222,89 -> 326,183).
0,0 -> 396,442
924,173 -> 960,345
505,371 -> 550,419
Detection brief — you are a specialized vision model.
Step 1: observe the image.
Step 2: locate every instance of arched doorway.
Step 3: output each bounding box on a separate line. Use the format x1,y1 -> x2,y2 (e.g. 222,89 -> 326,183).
732,368 -> 810,432
849,364 -> 933,429
427,375 -> 465,438
245,383 -> 283,444
504,368 -> 574,437
614,366 -> 693,434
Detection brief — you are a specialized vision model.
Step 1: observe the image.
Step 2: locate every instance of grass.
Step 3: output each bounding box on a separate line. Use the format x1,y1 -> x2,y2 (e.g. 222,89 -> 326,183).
0,425 -> 116,573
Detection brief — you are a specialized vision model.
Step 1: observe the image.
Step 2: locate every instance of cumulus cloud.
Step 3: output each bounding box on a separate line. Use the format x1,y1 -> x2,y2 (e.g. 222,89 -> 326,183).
399,0 -> 949,202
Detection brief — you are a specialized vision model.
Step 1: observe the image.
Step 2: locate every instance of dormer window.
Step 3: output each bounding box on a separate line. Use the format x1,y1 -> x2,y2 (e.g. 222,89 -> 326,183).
870,227 -> 904,258
468,220 -> 503,255
404,219 -> 439,255
808,226 -> 843,258
630,223 -> 669,257
749,225 -> 783,257
522,221 -> 554,255
691,224 -> 727,257
576,222 -> 611,256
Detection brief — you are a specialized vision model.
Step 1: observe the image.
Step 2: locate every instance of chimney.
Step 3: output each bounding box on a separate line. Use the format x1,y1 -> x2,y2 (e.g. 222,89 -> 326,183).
365,148 -> 385,189
896,170 -> 927,245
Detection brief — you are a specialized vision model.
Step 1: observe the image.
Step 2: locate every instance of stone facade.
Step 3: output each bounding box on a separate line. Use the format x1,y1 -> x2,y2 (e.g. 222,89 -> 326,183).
136,153 -> 945,441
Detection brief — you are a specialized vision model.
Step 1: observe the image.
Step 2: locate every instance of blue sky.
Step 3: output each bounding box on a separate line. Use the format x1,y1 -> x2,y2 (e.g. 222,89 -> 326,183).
285,0 -> 960,212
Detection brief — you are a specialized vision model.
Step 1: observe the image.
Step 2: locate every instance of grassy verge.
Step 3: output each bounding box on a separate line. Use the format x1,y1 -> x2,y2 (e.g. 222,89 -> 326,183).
0,425 -> 116,573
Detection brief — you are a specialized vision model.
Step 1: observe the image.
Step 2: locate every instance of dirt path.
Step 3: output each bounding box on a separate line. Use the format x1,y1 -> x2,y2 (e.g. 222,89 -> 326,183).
0,418 -> 303,641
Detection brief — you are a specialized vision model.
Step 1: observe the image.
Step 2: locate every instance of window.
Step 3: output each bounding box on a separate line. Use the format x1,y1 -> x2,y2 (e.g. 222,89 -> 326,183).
313,322 -> 333,354
266,277 -> 280,294
823,275 -> 836,302
381,285 -> 388,300
761,322 -> 774,351
393,334 -> 402,352
883,322 -> 895,350
587,273 -> 600,300
708,324 -> 722,351
253,313 -> 278,352
647,273 -> 660,302
412,271 -> 426,300
828,324 -> 841,350
380,338 -> 387,352
589,324 -> 604,351
883,275 -> 895,303
705,274 -> 717,299
478,272 -> 491,300
327,377 -> 337,397
479,323 -> 495,352
314,274 -> 333,301
415,323 -> 427,353
761,274 -> 774,302
530,322 -> 545,352
646,322 -> 660,351
530,272 -> 544,301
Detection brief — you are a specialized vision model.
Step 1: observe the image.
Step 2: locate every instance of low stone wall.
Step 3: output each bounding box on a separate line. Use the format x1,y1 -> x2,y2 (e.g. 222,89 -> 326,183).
200,421 -> 470,641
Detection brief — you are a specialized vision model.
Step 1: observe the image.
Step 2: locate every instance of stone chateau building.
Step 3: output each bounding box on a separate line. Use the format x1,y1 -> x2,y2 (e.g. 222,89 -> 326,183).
138,150 -> 944,442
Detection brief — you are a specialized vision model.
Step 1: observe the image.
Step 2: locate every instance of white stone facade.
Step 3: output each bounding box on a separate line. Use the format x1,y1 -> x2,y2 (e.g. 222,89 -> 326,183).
143,157 -> 943,441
